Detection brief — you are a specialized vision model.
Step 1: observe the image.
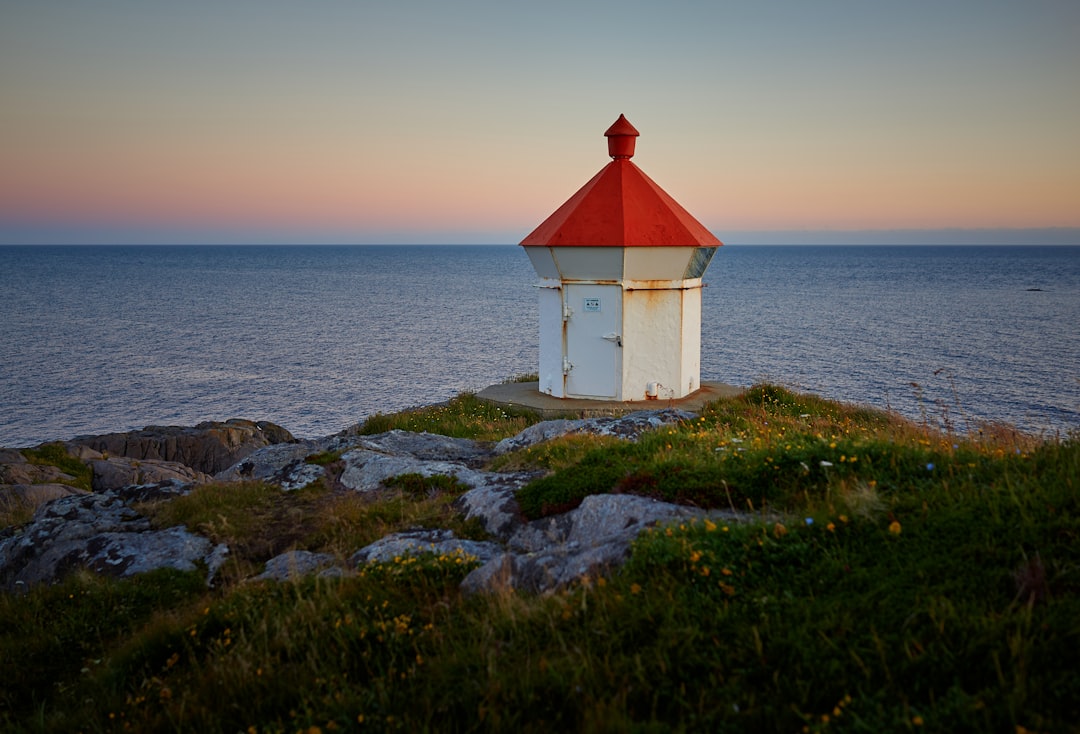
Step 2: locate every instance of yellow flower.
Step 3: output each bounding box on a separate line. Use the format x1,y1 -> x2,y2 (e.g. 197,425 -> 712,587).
630,583 -> 642,595
773,522 -> 788,537
826,522 -> 836,532
689,551 -> 702,563
912,715 -> 924,726
704,519 -> 717,532
889,521 -> 902,535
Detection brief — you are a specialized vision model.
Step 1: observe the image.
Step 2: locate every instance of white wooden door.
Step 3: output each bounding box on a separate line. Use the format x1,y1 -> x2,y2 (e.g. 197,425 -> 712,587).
565,284 -> 620,398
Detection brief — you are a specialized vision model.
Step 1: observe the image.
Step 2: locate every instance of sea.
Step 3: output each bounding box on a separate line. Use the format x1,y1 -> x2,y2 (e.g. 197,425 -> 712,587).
1,245 -> 1077,448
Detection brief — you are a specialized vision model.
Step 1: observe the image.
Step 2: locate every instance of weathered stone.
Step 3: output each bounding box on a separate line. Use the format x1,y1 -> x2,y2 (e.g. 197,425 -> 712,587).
254,550 -> 339,582
0,490 -> 225,591
338,449 -> 487,493
89,457 -> 211,491
460,495 -> 747,594
453,473 -> 540,540
108,479 -> 199,504
344,430 -> 493,467
1,484 -> 90,527
0,454 -> 79,487
68,419 -> 296,475
76,527 -> 227,581
350,528 -> 503,566
494,410 -> 696,454
215,442 -> 319,483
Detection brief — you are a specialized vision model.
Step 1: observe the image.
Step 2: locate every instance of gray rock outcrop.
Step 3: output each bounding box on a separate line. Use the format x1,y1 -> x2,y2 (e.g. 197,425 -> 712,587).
89,456 -> 212,491
0,487 -> 227,592
68,419 -> 296,475
1,410 -> 753,595
494,409 -> 696,454
350,528 -> 503,566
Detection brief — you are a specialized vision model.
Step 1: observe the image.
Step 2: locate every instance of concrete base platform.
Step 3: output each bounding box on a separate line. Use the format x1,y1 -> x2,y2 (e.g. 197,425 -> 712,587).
475,380 -> 745,418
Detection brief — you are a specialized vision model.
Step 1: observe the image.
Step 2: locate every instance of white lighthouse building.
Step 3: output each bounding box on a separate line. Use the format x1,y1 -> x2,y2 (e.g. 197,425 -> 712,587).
520,115 -> 722,401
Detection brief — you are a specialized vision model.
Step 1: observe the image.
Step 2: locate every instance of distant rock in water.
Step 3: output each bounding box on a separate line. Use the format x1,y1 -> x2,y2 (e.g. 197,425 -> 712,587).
67,419 -> 296,475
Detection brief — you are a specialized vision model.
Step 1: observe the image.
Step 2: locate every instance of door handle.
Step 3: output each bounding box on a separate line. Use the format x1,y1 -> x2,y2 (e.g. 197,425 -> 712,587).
602,332 -> 623,347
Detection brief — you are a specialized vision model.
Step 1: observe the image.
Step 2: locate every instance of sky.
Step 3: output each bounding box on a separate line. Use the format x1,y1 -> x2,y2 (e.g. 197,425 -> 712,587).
1,0 -> 1078,245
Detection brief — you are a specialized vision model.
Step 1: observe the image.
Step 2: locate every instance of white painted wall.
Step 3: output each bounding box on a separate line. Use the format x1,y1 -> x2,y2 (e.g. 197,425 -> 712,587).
537,285 -> 564,397
525,245 -> 710,402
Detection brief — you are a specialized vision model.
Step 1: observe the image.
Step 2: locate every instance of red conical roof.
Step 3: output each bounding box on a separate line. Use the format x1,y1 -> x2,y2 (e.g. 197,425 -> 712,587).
520,116 -> 722,248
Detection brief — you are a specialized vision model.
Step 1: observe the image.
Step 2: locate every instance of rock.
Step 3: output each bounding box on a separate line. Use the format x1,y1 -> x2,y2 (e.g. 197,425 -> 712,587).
214,430 -> 493,492
0,451 -> 80,487
350,528 -> 503,566
343,430 -> 492,467
0,490 -> 225,591
108,479 -> 200,504
1,484 -> 90,527
453,473 -> 540,540
1,409 -> 758,596
89,457 -> 211,491
67,419 -> 296,475
215,442 -> 320,484
460,495 -> 747,594
338,449 -> 487,493
254,550 -> 339,581
494,410 -> 696,454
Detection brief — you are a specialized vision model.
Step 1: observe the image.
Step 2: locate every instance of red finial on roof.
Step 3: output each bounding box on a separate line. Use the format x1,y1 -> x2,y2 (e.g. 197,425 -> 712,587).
605,114 -> 639,159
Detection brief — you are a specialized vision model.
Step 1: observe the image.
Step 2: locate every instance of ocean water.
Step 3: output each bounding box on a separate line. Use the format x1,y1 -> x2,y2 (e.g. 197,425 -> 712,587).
1,245 -> 1076,447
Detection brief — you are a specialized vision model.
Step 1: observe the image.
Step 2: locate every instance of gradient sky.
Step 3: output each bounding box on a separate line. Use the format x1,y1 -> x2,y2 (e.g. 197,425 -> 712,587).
1,1 -> 1078,244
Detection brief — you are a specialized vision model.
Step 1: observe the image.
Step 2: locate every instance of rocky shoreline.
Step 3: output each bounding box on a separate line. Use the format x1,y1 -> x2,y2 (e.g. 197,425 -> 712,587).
1,411 -> 748,595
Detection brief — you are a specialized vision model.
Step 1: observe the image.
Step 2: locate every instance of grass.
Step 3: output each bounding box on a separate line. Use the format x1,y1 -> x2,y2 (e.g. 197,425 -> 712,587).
20,442 -> 93,491
2,384 -> 1078,732
351,393 -> 542,441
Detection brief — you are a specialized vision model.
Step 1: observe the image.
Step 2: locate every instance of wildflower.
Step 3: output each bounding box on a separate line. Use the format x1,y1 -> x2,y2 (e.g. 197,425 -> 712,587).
926,463 -> 935,471
704,519 -> 717,532
820,460 -> 833,467
689,550 -> 702,563
773,522 -> 788,537
889,521 -> 902,535
827,522 -> 836,532
805,518 -> 814,526
912,715 -> 924,726
721,567 -> 733,576
630,583 -> 642,595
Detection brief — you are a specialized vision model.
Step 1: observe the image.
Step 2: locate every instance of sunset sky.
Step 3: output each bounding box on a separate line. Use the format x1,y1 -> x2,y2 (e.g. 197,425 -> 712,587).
2,1 -> 1078,245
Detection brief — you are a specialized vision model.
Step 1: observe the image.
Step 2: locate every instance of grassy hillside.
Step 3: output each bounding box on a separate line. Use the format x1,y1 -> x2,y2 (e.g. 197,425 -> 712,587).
1,386 -> 1077,733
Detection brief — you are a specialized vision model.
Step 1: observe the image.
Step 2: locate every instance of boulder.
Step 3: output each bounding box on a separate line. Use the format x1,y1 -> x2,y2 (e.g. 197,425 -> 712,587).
0,490 -> 226,591
68,419 -> 296,475
338,449 -> 487,493
89,456 -> 211,491
350,528 -> 503,566
254,550 -> 339,582
459,494 -> 741,594
494,410 -> 696,454
0,450 -> 80,487
215,442 -> 320,483
1,484 -> 90,528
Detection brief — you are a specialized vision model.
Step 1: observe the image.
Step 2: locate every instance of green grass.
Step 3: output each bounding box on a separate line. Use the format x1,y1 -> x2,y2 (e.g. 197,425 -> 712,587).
353,393 -> 542,441
2,384 -> 1078,732
20,442 -> 93,491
